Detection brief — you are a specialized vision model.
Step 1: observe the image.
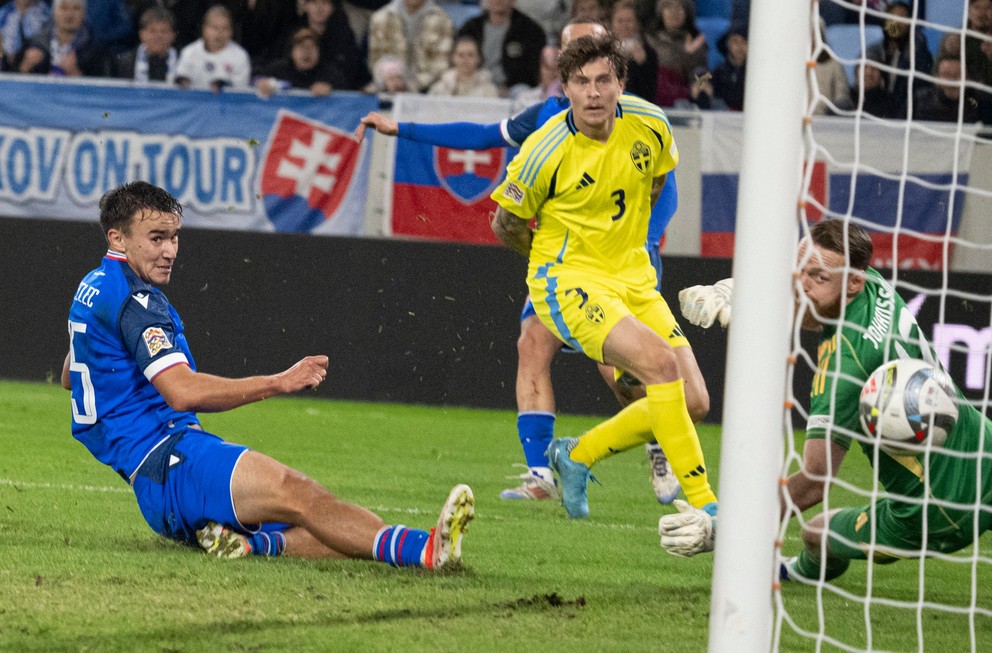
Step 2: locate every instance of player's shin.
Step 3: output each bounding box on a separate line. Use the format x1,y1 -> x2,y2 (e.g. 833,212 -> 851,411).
569,399 -> 653,466
646,380 -> 717,508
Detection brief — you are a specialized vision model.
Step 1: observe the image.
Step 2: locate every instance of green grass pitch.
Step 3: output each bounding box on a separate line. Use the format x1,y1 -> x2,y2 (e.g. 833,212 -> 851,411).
1,380 -> 989,652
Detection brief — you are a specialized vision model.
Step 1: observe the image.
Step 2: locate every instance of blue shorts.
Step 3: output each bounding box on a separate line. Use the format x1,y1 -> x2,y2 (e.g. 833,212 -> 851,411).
131,428 -> 286,546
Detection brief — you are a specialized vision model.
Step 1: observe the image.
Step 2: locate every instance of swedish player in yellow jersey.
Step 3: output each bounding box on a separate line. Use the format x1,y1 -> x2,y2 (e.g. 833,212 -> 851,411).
490,34 -> 718,527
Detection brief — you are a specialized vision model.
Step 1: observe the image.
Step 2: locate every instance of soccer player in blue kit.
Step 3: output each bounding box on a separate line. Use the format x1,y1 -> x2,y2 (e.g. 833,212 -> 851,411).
62,181 -> 474,566
356,19 -> 707,505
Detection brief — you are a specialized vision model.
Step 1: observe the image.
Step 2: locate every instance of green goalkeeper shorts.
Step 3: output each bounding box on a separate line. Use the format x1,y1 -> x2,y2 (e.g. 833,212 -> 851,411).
826,500 -> 989,562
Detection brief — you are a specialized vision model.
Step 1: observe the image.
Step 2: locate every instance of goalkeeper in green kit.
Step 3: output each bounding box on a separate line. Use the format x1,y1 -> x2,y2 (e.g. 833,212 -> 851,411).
659,220 -> 992,581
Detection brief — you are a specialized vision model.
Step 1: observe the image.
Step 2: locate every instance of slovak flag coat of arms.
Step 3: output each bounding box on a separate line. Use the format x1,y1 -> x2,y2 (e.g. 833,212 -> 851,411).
433,146 -> 505,206
260,110 -> 360,232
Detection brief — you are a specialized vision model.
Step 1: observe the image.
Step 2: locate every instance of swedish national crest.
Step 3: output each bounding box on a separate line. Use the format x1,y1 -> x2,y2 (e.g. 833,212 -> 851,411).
630,141 -> 651,173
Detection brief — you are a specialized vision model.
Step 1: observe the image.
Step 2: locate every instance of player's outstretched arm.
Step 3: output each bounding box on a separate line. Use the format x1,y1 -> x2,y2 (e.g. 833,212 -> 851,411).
782,438 -> 848,518
678,278 -> 734,329
354,112 -> 399,143
491,206 -> 533,256
152,355 -> 329,414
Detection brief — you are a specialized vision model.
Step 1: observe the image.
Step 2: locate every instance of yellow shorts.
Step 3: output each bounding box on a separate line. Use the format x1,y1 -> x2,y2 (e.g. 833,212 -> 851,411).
528,265 -> 689,363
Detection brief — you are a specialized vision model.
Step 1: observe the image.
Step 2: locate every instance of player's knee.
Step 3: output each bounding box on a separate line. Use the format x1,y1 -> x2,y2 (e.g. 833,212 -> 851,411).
517,324 -> 558,363
640,345 -> 680,384
800,515 -> 827,551
275,467 -> 337,519
686,389 -> 710,423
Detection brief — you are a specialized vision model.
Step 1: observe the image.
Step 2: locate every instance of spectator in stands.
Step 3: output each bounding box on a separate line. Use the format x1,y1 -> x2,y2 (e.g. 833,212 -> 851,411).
113,7 -> 178,82
369,53 -> 408,94
368,0 -> 453,92
674,66 -> 727,111
914,55 -> 980,122
711,23 -> 746,111
570,0 -> 606,25
235,0 -> 303,67
965,0 -> 992,81
515,0 -> 568,46
85,0 -> 134,53
811,18 -> 854,115
175,4 -> 250,90
866,1 -> 933,118
510,44 -> 561,110
457,0 -> 546,95
0,0 -> 50,69
428,34 -> 499,97
340,0 -> 389,50
15,0 -> 109,77
255,28 -> 343,98
646,0 -> 707,107
276,0 -> 370,91
963,0 -> 992,123
852,61 -> 898,118
611,0 -> 657,101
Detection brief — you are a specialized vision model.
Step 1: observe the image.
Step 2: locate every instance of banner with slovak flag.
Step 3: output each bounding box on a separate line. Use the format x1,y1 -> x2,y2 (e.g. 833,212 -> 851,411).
0,78 -> 378,235
388,94 -> 515,244
700,113 -> 977,270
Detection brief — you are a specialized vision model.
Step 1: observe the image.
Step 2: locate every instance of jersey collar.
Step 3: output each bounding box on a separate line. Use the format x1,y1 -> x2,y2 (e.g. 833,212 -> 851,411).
105,249 -> 127,261
565,104 -> 624,135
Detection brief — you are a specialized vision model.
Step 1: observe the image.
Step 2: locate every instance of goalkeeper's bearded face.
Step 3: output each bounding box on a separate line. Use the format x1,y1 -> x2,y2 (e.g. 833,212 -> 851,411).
795,241 -> 865,331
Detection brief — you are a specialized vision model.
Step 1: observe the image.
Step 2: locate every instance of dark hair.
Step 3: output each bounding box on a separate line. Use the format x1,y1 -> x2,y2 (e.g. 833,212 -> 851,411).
99,182 -> 183,235
558,34 -> 628,85
139,6 -> 175,30
810,220 -> 872,271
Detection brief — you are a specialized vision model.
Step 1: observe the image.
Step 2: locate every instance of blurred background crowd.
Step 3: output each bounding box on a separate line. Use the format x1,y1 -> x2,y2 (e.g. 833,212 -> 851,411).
0,0 -> 988,123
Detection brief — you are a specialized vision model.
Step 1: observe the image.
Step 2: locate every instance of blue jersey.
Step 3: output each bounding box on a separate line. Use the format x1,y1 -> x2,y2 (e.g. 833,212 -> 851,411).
67,251 -> 200,482
397,94 -> 678,248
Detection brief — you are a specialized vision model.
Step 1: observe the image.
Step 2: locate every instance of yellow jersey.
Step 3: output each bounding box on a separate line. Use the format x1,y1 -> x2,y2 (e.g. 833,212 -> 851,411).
491,94 -> 678,284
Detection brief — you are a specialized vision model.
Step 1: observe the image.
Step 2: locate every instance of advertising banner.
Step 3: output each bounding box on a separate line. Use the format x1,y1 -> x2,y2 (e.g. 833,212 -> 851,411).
0,77 -> 377,234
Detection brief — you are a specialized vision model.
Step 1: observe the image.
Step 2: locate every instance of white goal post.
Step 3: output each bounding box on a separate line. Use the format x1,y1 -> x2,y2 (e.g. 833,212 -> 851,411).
710,1 -> 992,651
707,0 -> 808,650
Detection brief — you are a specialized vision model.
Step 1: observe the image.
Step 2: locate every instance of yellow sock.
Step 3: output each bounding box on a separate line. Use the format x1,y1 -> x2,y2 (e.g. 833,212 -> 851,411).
646,379 -> 717,508
570,398 -> 653,467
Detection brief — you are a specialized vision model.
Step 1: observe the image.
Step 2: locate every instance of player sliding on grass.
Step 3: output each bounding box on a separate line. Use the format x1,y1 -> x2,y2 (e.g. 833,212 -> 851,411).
356,19 -> 706,507
489,34 -> 718,522
660,220 -> 992,575
62,181 -> 474,566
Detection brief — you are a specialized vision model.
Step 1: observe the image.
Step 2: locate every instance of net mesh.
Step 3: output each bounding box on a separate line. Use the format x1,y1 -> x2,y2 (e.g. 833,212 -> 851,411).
771,1 -> 992,650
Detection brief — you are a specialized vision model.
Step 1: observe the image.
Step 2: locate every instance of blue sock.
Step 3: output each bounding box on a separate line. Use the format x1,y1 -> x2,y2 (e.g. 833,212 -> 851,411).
372,525 -> 430,567
517,411 -> 555,468
247,530 -> 286,557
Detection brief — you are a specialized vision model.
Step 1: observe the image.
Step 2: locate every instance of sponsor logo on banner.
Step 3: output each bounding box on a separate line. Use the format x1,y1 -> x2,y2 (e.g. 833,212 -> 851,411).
433,146 -> 505,205
260,110 -> 359,232
142,326 -> 172,358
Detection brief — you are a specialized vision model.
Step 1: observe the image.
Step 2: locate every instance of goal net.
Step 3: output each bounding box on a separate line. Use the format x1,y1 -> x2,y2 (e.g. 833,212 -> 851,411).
765,1 -> 992,651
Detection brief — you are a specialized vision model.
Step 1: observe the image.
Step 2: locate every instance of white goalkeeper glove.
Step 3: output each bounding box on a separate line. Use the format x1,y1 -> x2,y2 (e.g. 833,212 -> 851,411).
658,500 -> 716,558
678,278 -> 734,329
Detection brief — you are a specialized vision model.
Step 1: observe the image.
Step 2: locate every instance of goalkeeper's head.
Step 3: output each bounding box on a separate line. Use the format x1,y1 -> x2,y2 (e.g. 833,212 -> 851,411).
796,220 -> 873,330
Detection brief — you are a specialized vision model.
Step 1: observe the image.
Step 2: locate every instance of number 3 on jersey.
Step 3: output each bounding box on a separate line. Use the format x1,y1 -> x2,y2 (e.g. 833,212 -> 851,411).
610,189 -> 626,221
68,320 -> 97,425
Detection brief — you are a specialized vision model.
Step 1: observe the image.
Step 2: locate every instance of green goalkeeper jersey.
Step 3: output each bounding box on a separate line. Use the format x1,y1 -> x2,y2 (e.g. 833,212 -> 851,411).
807,268 -> 992,533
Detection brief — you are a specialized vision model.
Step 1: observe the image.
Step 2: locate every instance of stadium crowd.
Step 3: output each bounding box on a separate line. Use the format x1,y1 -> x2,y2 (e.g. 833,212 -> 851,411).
0,0 -> 989,122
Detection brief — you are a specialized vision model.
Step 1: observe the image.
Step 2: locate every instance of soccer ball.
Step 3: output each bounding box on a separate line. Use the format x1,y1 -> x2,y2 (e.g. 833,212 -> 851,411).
858,359 -> 958,455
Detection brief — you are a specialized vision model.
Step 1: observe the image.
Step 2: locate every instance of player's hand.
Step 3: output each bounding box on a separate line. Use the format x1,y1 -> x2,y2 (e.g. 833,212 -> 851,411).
277,355 -> 329,393
659,500 -> 716,557
354,112 -> 398,143
678,278 -> 733,329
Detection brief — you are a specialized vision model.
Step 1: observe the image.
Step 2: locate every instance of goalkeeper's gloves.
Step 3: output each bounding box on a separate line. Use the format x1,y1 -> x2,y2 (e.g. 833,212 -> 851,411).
678,278 -> 734,329
658,500 -> 717,557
